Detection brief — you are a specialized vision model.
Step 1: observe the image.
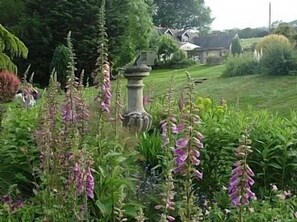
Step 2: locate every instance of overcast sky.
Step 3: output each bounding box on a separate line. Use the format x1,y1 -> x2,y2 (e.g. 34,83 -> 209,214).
204,0 -> 297,30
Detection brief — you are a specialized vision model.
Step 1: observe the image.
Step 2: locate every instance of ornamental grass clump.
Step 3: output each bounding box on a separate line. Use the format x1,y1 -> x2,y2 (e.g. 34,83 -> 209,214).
228,130 -> 256,221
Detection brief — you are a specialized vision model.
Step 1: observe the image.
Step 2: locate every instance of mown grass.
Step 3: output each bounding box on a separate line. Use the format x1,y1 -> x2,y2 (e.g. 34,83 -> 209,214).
241,37 -> 263,51
145,65 -> 224,95
21,63 -> 295,117
147,64 -> 297,116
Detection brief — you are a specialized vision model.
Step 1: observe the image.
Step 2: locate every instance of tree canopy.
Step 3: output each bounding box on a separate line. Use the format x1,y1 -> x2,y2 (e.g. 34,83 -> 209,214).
1,0 -> 153,86
273,23 -> 297,46
0,0 -> 24,32
153,0 -> 213,32
157,36 -> 178,60
18,0 -> 102,85
1,0 -> 219,85
105,0 -> 153,68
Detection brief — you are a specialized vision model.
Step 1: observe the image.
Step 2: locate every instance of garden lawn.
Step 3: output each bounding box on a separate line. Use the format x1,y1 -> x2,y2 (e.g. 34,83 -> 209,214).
147,64 -> 297,116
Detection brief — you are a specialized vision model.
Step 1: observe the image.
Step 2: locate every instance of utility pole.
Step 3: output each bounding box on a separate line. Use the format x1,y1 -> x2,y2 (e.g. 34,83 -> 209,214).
268,1 -> 271,32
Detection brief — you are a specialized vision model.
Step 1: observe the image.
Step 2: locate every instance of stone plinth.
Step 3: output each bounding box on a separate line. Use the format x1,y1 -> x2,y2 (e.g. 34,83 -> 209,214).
122,64 -> 152,131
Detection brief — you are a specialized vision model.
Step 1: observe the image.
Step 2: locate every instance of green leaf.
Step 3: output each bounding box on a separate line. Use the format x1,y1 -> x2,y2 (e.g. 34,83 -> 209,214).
267,163 -> 282,169
95,199 -> 110,217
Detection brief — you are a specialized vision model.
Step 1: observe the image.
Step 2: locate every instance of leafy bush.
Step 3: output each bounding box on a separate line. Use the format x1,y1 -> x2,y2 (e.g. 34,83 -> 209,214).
222,54 -> 259,77
198,103 -> 297,199
155,50 -> 196,69
157,36 -> 178,61
207,191 -> 297,222
0,71 -> 21,102
273,23 -> 297,45
198,105 -> 245,199
249,112 -> 297,196
206,55 -> 222,66
169,50 -> 196,68
260,41 -> 297,75
0,104 -> 39,197
256,34 -> 291,52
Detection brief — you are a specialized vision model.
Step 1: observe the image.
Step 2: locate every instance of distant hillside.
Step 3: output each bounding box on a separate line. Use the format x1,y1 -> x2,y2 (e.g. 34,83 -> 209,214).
212,27 -> 268,39
289,20 -> 297,27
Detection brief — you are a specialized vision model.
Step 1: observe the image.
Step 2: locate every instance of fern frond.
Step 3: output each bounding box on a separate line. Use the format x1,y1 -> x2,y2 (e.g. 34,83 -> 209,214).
0,52 -> 17,72
0,24 -> 28,58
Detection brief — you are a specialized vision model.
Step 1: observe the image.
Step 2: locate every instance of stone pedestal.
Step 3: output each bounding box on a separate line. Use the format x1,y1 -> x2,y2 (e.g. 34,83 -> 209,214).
122,64 -> 152,131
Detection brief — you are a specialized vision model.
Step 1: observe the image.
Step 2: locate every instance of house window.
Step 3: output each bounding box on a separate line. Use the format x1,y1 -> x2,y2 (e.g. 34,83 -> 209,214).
182,35 -> 189,42
140,52 -> 147,61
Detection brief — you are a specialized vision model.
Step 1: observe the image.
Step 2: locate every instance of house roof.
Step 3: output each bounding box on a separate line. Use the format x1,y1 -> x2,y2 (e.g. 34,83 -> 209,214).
155,27 -> 172,35
192,33 -> 237,50
176,30 -> 189,38
155,27 -> 196,42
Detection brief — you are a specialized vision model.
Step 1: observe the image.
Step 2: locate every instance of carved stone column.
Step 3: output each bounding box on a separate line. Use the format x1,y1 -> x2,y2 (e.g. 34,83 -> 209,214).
122,64 -> 152,131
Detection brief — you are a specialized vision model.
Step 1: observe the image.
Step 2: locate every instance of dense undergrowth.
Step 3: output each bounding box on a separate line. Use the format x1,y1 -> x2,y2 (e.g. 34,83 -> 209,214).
1,70 -> 297,221
1,4 -> 297,222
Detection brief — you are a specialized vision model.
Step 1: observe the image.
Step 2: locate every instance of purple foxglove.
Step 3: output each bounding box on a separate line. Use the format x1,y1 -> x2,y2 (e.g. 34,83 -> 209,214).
100,63 -> 112,113
86,167 -> 95,199
172,123 -> 184,134
173,129 -> 204,180
228,161 -> 256,206
176,138 -> 188,148
74,162 -> 84,194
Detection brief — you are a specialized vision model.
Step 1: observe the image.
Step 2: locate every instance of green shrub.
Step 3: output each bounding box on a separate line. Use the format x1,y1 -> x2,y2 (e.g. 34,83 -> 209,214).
198,105 -> 245,200
256,34 -> 291,52
0,104 -> 39,197
222,54 -> 259,77
154,50 -> 196,69
248,111 -> 297,196
260,42 -> 297,75
198,103 -> 297,199
207,191 -> 297,222
157,36 -> 178,61
169,50 -> 196,68
206,55 -> 222,66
